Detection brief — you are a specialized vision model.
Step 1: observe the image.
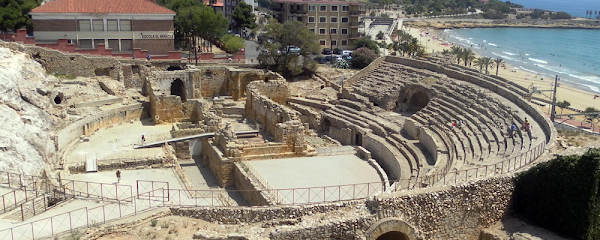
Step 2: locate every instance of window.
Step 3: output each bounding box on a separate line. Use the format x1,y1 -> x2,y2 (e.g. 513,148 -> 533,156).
319,17 -> 326,23
331,5 -> 338,12
93,39 -> 104,49
309,5 -> 315,11
319,5 -> 326,11
108,39 -> 120,51
308,16 -> 315,23
330,17 -> 337,23
78,20 -> 91,31
319,39 -> 326,45
121,39 -> 133,52
78,39 -> 92,48
107,20 -> 118,31
341,17 -> 349,23
92,20 -> 104,31
341,40 -> 348,46
330,28 -> 337,34
297,16 -> 303,21
341,28 -> 348,35
309,29 -> 315,33
319,28 -> 326,35
331,40 -> 337,46
120,20 -> 131,31
342,5 -> 349,11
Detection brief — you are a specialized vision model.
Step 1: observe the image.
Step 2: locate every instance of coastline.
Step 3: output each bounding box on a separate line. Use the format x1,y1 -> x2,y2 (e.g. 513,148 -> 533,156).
403,25 -> 600,130
404,18 -> 600,30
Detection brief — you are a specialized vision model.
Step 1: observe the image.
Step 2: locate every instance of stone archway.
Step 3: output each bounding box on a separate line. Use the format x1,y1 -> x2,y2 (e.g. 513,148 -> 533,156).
240,73 -> 261,98
397,85 -> 433,113
365,218 -> 418,240
170,78 -> 187,102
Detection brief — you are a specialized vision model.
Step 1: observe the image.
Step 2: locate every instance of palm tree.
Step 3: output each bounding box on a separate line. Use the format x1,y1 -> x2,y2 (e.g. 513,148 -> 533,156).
493,58 -> 504,76
467,54 -> 476,67
450,46 -> 462,64
475,57 -> 486,73
462,49 -> 475,67
483,57 -> 493,74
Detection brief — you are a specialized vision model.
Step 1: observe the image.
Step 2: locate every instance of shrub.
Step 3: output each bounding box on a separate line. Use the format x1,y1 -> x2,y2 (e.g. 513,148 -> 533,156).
513,148 -> 600,240
150,219 -> 158,227
220,34 -> 245,53
351,47 -> 377,69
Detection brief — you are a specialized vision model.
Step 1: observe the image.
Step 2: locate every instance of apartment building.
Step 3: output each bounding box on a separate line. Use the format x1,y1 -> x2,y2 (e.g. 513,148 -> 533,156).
29,0 -> 176,55
272,0 -> 365,50
206,0 -> 254,25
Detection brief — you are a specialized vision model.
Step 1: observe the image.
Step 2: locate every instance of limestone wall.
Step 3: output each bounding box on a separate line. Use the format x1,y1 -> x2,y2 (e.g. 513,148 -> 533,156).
169,176 -> 515,240
245,81 -> 299,139
203,139 -> 234,187
56,104 -> 148,152
362,134 -> 405,181
233,162 -> 272,206
329,126 -> 353,145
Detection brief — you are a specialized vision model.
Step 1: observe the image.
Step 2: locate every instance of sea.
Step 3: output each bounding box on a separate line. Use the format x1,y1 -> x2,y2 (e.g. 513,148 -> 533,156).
508,0 -> 600,18
443,27 -> 600,94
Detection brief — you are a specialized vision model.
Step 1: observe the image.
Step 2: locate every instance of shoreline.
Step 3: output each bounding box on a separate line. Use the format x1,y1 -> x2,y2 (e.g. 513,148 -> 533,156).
404,18 -> 600,30
403,26 -> 600,130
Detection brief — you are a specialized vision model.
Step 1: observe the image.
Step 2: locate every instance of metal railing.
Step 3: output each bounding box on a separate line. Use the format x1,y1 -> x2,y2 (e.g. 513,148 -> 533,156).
238,161 -> 279,203
0,189 -> 42,214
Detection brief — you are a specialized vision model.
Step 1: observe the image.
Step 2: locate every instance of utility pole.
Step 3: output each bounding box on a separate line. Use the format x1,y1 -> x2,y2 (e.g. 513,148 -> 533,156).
550,75 -> 558,122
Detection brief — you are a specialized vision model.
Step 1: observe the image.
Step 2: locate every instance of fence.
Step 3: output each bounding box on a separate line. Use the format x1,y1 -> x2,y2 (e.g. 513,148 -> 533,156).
237,161 -> 279,204
394,141 -> 546,191
0,189 -> 42,214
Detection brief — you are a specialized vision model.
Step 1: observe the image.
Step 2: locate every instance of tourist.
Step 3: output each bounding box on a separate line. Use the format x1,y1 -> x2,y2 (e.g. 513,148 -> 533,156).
116,169 -> 121,184
142,135 -> 146,146
146,53 -> 151,61
132,54 -> 135,59
459,120 -> 463,127
509,124 -> 516,137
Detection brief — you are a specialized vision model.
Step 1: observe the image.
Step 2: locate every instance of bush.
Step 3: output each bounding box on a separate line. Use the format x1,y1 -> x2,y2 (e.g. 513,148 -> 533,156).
220,34 -> 245,53
513,148 -> 600,240
351,47 -> 377,69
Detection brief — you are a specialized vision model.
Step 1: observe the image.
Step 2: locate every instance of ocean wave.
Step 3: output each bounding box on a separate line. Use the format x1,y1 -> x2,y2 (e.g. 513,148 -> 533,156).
518,66 -> 539,74
568,74 -> 600,84
491,52 -> 515,61
525,54 -> 530,56
536,64 -> 572,75
483,40 -> 487,43
528,58 -> 548,64
502,51 -> 517,56
488,43 -> 498,46
584,84 -> 600,93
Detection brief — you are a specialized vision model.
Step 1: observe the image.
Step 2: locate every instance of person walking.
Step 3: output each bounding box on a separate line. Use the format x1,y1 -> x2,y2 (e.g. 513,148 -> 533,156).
116,169 -> 121,184
142,134 -> 146,146
146,53 -> 151,61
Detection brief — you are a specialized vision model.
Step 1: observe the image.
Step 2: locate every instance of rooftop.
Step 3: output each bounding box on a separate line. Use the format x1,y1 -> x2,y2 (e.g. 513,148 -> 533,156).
30,0 -> 176,14
272,0 -> 365,5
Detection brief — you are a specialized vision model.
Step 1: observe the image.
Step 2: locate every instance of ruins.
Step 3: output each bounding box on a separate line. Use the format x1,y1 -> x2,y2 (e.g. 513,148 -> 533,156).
0,40 -> 555,240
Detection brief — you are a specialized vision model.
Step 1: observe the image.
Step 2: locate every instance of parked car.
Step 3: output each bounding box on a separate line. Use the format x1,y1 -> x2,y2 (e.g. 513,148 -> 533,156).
285,45 -> 301,54
314,56 -> 326,64
333,48 -> 343,55
322,48 -> 332,55
343,55 -> 353,61
324,55 -> 332,62
342,50 -> 353,56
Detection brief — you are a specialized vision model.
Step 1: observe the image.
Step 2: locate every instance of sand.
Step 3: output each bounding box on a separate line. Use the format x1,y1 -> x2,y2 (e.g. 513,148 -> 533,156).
402,26 -> 600,131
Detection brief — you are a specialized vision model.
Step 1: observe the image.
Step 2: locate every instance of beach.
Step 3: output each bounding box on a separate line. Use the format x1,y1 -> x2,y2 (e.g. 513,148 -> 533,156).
403,26 -> 600,131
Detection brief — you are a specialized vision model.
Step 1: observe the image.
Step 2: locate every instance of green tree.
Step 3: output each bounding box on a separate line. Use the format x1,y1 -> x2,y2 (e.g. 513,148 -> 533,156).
354,37 -> 380,55
493,58 -> 504,76
352,47 -> 378,69
482,56 -> 493,74
231,2 -> 256,30
461,49 -> 475,67
257,20 -> 319,77
556,100 -> 571,115
376,31 -> 385,40
475,57 -> 486,73
220,34 -> 245,52
176,5 -> 228,41
450,46 -> 462,65
0,0 -> 41,31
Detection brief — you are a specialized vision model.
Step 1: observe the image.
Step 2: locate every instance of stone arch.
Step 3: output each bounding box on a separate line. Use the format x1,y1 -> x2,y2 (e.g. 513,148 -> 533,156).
322,118 -> 331,134
365,218 -> 418,240
397,85 -> 433,112
240,73 -> 261,98
171,78 -> 187,102
166,66 -> 183,71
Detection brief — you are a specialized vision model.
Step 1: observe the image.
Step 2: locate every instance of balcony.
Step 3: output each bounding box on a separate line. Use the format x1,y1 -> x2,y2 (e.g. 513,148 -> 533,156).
271,6 -> 284,12
350,10 -> 366,16
349,32 -> 363,39
350,21 -> 363,28
290,8 -> 307,14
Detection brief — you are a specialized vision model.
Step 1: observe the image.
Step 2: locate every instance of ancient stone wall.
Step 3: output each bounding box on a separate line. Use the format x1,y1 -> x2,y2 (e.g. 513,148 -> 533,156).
169,176 -> 515,240
56,104 -> 148,152
245,81 -> 299,138
202,139 -> 234,187
328,126 -> 353,145
233,162 -> 272,206
362,134 -> 406,181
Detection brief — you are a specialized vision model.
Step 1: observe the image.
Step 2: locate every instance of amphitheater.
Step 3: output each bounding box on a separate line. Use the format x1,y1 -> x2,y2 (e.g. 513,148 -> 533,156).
0,41 -> 556,240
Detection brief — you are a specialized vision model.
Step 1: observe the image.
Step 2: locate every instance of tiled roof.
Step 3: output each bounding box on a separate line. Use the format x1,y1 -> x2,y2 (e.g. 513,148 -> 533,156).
272,0 -> 364,4
31,0 -> 176,14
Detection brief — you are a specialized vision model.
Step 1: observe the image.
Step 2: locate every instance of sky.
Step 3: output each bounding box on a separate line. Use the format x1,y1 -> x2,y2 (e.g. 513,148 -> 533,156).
506,0 -> 600,17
